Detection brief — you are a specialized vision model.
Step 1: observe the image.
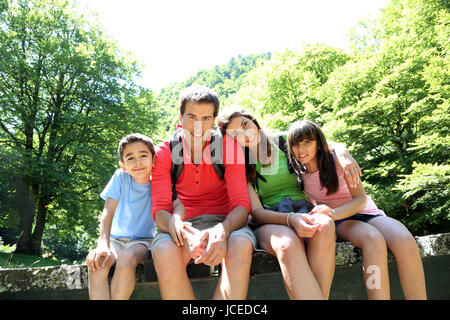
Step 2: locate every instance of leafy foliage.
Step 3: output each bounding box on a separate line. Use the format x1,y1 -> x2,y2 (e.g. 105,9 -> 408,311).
0,0 -> 165,256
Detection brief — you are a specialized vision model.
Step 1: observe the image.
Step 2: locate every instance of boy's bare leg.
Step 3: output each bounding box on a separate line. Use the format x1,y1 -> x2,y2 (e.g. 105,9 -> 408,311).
152,239 -> 195,299
110,244 -> 149,300
88,255 -> 117,300
213,235 -> 253,300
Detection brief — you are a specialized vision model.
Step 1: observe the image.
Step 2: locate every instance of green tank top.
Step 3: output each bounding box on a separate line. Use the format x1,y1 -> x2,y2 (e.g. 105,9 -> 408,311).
255,135 -> 308,207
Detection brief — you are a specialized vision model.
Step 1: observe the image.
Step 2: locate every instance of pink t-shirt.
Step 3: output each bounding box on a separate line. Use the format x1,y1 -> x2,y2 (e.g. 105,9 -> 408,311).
300,156 -> 385,217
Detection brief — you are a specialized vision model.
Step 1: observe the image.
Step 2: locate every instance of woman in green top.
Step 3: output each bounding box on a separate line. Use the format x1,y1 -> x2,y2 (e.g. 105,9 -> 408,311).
218,107 -> 361,300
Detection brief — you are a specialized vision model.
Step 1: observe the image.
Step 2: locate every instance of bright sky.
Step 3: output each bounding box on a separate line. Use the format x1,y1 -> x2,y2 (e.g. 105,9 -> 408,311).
77,0 -> 389,93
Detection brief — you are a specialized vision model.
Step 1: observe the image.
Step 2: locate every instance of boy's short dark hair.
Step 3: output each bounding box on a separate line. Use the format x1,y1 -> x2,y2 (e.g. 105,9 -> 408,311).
179,85 -> 220,117
117,133 -> 155,162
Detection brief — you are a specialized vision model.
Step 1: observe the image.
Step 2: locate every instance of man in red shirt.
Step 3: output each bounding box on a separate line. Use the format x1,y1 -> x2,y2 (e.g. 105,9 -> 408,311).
150,85 -> 256,299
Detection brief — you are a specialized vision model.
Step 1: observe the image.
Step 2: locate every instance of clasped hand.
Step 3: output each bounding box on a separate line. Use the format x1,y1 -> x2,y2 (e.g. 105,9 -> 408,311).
289,213 -> 321,238
169,215 -> 226,266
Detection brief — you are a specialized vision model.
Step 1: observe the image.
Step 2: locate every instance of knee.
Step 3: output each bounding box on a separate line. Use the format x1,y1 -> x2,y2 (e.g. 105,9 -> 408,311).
313,213 -> 336,243
115,250 -> 140,272
273,234 -> 303,262
152,240 -> 179,268
362,230 -> 387,255
389,230 -> 419,257
227,236 -> 253,263
88,264 -> 112,280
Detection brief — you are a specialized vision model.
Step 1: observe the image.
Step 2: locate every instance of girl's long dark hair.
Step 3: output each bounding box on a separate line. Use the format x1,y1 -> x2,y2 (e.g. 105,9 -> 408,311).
217,107 -> 273,182
287,120 -> 339,195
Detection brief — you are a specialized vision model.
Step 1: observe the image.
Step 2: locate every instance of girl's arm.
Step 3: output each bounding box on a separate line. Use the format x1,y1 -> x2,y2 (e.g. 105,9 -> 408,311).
312,175 -> 368,221
248,183 -> 320,237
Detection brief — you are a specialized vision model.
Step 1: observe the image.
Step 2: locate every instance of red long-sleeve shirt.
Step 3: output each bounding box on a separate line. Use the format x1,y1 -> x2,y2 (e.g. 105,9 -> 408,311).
151,134 -> 250,220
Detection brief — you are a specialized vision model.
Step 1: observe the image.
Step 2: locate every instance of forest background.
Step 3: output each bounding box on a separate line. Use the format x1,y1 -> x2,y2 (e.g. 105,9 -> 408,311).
0,0 -> 448,265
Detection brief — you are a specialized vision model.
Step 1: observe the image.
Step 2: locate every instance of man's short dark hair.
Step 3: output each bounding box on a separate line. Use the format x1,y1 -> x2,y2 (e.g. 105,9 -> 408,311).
179,85 -> 220,117
117,133 -> 155,162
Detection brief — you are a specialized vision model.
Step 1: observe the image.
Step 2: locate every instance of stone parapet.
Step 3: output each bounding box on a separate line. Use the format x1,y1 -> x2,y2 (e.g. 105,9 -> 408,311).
0,232 -> 449,294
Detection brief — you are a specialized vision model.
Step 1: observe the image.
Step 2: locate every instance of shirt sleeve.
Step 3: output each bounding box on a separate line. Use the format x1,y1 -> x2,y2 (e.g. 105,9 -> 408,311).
151,141 -> 174,218
100,169 -> 123,202
222,135 -> 251,213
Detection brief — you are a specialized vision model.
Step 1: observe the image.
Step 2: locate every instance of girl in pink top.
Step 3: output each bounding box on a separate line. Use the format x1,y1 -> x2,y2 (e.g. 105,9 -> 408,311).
286,119 -> 426,300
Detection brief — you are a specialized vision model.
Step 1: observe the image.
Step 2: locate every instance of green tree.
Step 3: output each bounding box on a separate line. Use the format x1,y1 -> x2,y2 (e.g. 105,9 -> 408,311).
0,0 -> 162,256
157,53 -> 271,132
234,44 -> 349,130
320,0 -> 449,234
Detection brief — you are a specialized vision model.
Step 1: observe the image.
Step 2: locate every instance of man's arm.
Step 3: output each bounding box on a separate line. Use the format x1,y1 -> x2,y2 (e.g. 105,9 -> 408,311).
328,142 -> 362,188
195,137 -> 250,266
151,141 -> 175,225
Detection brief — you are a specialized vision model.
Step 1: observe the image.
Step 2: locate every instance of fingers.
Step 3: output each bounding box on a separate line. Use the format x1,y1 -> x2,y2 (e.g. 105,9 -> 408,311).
294,216 -> 320,238
195,246 -> 223,266
170,219 -> 191,247
101,253 -> 111,268
86,252 -> 95,272
170,228 -> 182,247
93,251 -> 106,271
194,232 -> 227,266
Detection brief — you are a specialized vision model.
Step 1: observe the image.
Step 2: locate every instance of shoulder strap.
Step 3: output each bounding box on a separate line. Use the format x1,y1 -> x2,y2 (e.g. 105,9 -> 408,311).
170,130 -> 184,200
170,128 -> 226,186
209,129 -> 225,180
277,135 -> 295,174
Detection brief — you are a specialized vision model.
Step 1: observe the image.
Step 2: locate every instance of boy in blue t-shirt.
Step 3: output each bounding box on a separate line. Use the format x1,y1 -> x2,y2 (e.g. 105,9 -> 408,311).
86,133 -> 185,300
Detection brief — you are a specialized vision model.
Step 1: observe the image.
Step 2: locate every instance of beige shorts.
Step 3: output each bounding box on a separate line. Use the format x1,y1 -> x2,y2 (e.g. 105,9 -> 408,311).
150,214 -> 257,254
110,237 -> 153,255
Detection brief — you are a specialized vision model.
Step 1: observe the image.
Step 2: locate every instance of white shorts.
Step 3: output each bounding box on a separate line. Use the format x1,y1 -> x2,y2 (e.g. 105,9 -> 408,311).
110,237 -> 153,255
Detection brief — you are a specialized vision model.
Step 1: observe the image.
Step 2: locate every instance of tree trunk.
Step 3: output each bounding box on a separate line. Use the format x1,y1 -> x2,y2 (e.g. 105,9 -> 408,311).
30,197 -> 49,256
14,177 -> 37,255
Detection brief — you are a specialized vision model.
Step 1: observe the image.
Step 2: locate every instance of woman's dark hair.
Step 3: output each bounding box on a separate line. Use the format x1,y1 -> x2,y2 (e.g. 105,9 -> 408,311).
287,120 -> 339,195
217,107 -> 273,182
179,85 -> 220,117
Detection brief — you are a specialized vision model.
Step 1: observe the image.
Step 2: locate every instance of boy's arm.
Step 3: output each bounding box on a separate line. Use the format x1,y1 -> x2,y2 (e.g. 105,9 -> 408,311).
98,197 -> 118,247
86,197 -> 117,272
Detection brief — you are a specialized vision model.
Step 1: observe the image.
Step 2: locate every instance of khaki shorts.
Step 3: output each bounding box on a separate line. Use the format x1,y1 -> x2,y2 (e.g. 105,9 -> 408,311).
150,214 -> 257,254
110,237 -> 153,255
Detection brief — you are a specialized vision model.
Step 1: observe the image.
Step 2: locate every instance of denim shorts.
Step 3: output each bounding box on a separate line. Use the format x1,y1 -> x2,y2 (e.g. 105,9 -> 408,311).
334,213 -> 382,227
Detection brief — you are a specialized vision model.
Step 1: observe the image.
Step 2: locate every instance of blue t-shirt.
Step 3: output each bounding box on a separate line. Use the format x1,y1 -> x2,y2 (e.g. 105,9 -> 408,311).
100,169 -> 156,240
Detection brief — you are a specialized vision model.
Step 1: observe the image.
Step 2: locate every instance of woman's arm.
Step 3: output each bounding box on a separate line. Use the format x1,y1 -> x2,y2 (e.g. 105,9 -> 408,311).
248,183 -> 320,237
248,183 -> 288,225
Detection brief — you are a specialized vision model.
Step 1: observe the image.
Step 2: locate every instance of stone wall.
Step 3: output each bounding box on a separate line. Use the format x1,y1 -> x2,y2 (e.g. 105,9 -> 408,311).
0,232 -> 449,299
